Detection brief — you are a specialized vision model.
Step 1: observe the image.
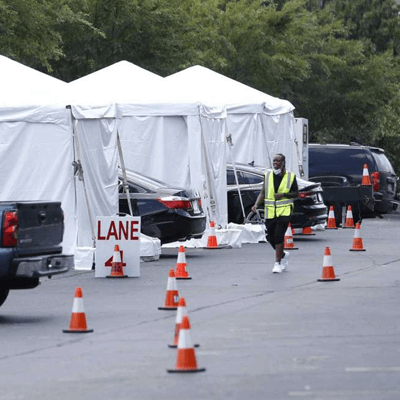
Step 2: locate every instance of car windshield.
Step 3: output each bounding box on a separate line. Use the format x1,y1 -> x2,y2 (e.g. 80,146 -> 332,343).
370,151 -> 395,173
120,169 -> 175,190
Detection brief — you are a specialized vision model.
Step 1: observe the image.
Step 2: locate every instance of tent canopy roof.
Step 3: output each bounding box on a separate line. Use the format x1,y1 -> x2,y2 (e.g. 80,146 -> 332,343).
0,55 -> 67,108
66,61 -> 206,117
165,65 -> 294,115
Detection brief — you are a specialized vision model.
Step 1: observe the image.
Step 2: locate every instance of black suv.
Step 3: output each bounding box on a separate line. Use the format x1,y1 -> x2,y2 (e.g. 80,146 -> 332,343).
309,143 -> 399,217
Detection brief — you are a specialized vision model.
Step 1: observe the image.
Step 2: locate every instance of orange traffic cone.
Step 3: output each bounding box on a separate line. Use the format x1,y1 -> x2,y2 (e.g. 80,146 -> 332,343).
167,315 -> 206,373
205,221 -> 228,249
301,226 -> 315,236
63,287 -> 93,333
361,163 -> 372,185
349,222 -> 366,251
107,244 -> 127,278
326,206 -> 338,229
284,223 -> 298,250
317,247 -> 340,282
168,297 -> 199,349
158,269 -> 180,310
175,245 -> 191,280
343,205 -> 355,229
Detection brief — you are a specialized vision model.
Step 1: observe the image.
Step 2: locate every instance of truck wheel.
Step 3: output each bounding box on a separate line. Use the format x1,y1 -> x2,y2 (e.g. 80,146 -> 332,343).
0,287 -> 10,307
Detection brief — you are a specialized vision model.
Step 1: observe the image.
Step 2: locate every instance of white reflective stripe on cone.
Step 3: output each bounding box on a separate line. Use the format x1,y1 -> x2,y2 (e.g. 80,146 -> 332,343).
167,277 -> 177,291
177,252 -> 185,263
323,255 -> 333,267
72,298 -> 85,313
178,329 -> 193,349
176,306 -> 187,324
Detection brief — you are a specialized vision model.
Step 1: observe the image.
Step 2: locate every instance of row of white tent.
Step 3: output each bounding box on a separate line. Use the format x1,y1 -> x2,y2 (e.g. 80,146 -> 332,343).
0,55 -> 302,269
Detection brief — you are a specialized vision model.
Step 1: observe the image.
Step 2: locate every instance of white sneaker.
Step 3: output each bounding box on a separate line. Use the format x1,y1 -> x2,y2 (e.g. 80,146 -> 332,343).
281,250 -> 289,271
272,262 -> 283,273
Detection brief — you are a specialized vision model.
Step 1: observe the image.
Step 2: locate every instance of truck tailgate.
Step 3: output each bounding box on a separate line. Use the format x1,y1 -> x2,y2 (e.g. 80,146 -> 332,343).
16,202 -> 64,255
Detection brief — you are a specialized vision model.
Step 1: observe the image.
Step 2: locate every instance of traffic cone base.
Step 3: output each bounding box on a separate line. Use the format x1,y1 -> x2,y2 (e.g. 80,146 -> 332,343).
299,226 -> 315,236
317,267 -> 340,282
63,287 -> 93,333
158,289 -> 179,310
168,343 -> 200,348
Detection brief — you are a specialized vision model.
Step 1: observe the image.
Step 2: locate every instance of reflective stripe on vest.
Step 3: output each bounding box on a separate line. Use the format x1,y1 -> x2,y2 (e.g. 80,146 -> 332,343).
264,170 -> 295,219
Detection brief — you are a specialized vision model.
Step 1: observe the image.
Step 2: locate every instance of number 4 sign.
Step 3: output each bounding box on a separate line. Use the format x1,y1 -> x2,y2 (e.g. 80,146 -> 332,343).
95,215 -> 141,278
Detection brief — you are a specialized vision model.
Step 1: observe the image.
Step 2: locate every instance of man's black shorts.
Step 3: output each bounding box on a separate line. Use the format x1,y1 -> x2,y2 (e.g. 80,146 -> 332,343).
265,216 -> 291,247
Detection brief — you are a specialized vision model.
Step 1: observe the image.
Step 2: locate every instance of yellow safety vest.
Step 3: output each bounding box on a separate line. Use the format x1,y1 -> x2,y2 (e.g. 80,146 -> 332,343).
264,170 -> 295,219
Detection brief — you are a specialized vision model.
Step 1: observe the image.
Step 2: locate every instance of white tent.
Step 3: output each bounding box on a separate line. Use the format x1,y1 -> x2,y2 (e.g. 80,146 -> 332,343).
0,55 -> 76,255
66,61 -> 229,259
165,66 -> 302,177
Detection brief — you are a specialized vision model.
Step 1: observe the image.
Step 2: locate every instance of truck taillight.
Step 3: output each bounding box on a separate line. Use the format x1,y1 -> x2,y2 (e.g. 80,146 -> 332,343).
371,172 -> 380,192
2,211 -> 18,247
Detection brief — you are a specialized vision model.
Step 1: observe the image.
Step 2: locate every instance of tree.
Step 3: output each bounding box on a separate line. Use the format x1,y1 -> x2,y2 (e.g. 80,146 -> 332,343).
0,0 -> 95,73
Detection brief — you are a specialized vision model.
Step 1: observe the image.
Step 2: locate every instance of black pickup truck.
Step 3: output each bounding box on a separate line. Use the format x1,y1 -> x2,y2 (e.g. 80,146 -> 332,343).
0,201 -> 74,307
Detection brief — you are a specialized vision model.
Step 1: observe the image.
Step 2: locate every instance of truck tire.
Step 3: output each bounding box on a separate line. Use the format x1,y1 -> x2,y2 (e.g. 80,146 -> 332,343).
0,287 -> 10,307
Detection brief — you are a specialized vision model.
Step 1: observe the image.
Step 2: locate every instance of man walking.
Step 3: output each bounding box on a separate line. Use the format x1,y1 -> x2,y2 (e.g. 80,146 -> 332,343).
252,154 -> 298,273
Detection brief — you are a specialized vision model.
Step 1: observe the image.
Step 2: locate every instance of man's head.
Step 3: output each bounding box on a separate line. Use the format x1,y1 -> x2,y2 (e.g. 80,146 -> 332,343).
272,154 -> 285,174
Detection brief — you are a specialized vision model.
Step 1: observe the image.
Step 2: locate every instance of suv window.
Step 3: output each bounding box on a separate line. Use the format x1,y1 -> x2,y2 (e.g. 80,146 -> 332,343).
240,171 -> 263,184
227,169 -> 236,185
370,151 -> 395,173
309,147 -> 372,176
227,169 -> 264,185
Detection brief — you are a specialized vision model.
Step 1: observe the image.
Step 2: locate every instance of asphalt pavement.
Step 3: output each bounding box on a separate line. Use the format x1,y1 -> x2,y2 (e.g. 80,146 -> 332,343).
0,212 -> 399,400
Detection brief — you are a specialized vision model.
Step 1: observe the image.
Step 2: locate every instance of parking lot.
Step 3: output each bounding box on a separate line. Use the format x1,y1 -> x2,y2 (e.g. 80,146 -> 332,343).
1,212 -> 400,400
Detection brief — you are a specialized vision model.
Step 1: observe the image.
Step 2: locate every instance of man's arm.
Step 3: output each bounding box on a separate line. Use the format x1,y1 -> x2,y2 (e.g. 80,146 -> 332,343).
251,185 -> 265,212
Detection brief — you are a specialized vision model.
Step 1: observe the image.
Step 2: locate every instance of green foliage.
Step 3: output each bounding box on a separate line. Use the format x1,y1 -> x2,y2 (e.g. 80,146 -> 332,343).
0,0 -> 96,72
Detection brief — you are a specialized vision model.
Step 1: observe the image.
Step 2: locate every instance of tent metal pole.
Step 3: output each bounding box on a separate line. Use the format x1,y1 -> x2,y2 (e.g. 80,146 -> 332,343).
226,133 -> 246,222
199,122 -> 216,224
116,131 -> 134,216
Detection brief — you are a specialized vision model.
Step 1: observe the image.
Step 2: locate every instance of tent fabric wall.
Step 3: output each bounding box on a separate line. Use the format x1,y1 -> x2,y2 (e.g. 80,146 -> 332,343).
229,113 -> 296,172
118,114 -> 193,189
72,117 -> 120,245
199,112 -> 228,227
